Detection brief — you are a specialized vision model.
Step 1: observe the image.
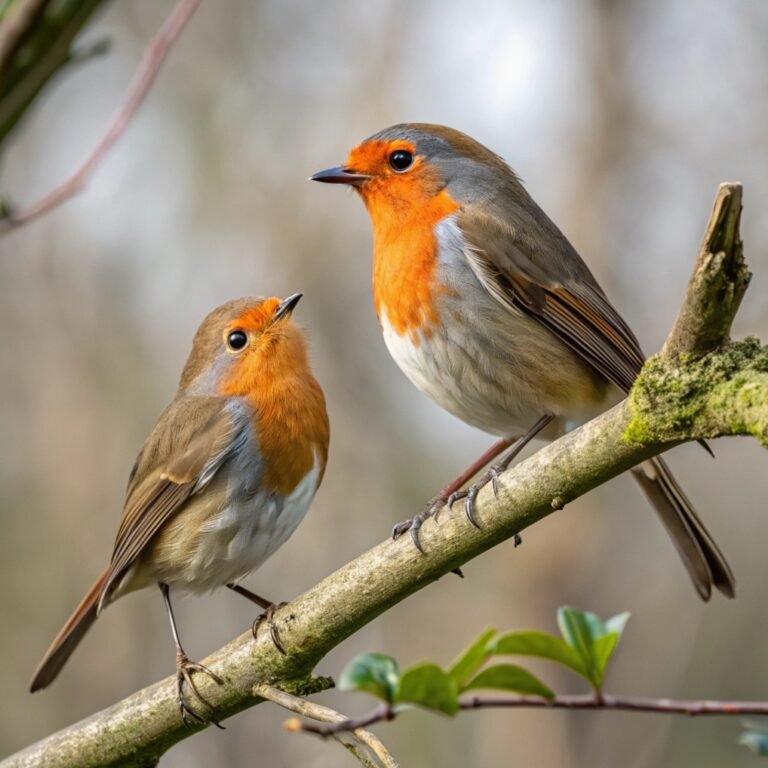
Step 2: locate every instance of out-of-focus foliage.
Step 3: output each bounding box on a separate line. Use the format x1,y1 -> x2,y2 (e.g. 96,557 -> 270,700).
741,722 -> 768,757
0,0 -> 108,144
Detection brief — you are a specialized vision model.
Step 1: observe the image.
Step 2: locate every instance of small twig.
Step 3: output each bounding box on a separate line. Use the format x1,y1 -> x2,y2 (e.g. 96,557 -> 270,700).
254,684 -> 400,768
0,0 -> 201,235
298,693 -> 768,735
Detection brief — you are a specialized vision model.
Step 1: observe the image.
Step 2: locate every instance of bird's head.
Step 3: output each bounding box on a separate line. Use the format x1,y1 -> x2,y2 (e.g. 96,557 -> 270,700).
179,294 -> 308,397
311,123 -> 518,219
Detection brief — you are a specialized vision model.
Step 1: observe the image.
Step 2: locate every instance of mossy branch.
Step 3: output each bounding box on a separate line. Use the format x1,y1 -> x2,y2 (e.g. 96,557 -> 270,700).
2,182 -> 765,768
626,339 -> 768,448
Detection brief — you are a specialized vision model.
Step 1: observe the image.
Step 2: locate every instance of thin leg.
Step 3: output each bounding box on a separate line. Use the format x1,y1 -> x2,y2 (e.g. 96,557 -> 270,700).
392,437 -> 515,549
431,437 -> 514,505
226,583 -> 272,610
460,414 -> 555,527
226,583 -> 287,655
160,582 -> 224,728
393,414 -> 555,554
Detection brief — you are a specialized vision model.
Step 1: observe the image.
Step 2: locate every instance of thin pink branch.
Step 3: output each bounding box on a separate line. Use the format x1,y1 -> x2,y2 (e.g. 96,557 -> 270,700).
299,693 -> 768,736
0,0 -> 202,236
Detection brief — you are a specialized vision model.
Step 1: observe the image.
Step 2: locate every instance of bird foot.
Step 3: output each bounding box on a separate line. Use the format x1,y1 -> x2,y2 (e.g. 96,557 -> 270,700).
251,602 -> 289,654
453,465 -> 506,529
391,492 -> 450,553
176,653 -> 224,729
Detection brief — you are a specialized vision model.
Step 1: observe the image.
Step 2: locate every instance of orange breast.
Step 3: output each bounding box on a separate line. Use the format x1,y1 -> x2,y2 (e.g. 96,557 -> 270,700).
220,330 -> 329,497
367,188 -> 460,343
250,374 -> 329,496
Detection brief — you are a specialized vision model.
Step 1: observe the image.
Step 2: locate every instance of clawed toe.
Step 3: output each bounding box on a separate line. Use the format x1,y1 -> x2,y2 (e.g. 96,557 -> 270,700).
391,518 -> 414,540
252,602 -> 289,654
392,494 -> 449,553
446,489 -> 468,509
176,656 -> 224,729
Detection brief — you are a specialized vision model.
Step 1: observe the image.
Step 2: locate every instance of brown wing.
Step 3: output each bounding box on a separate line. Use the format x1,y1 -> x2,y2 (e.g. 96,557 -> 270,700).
99,397 -> 244,609
459,206 -> 645,393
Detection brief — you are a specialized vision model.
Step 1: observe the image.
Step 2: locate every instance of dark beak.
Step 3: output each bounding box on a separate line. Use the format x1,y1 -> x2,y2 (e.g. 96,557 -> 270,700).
310,166 -> 371,187
274,292 -> 303,321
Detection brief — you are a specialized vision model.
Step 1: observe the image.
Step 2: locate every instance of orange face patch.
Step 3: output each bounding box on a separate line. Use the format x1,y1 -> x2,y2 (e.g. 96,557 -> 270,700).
345,140 -> 460,342
225,298 -> 281,336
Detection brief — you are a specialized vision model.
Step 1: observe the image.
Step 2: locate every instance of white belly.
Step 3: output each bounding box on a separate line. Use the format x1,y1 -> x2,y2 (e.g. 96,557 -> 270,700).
178,458 -> 321,593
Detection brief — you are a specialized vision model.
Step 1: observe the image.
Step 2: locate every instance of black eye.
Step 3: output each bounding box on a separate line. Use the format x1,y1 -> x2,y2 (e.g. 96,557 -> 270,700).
226,330 -> 248,351
389,149 -> 413,172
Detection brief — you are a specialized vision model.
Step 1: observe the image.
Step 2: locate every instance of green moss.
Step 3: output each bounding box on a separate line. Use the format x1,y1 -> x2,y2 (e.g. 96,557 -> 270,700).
625,338 -> 768,447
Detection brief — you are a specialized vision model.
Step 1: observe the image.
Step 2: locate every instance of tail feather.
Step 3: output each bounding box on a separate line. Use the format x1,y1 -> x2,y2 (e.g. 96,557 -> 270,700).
631,457 -> 735,601
30,567 -> 109,692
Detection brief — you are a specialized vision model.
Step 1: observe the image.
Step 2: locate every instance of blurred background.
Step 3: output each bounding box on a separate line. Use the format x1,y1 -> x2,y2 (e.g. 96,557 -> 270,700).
2,1 -> 768,765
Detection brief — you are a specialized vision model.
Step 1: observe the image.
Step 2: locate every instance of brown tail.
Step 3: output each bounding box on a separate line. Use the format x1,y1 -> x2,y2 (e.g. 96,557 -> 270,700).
631,457 -> 735,601
30,567 -> 109,692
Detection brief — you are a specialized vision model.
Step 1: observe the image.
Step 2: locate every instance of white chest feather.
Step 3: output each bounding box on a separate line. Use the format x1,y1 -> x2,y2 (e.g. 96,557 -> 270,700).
181,457 -> 322,593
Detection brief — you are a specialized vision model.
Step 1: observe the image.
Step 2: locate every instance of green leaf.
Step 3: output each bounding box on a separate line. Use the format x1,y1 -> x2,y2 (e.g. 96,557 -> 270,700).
558,606 -> 603,660
463,663 -> 554,699
395,663 -> 459,715
447,627 -> 496,687
339,653 -> 400,703
590,634 -> 618,689
557,607 -> 630,690
740,731 -> 768,756
490,630 -> 587,679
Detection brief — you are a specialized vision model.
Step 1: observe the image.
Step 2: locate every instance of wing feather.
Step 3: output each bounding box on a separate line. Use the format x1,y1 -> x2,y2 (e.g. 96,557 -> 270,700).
99,398 -> 244,608
460,208 -> 645,393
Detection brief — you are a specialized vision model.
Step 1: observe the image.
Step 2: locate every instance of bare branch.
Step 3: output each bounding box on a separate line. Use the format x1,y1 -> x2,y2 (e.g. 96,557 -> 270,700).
254,684 -> 400,768
662,182 -> 750,357
298,693 -> 768,736
0,0 -> 201,236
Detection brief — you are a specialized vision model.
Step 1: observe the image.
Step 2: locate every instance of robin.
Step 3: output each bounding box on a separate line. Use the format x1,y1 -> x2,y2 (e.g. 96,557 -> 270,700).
312,123 -> 734,601
30,294 -> 330,724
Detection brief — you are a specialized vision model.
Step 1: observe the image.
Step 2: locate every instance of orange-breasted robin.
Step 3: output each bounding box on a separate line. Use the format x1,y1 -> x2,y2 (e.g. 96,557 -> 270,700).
30,294 -> 329,724
312,123 -> 734,601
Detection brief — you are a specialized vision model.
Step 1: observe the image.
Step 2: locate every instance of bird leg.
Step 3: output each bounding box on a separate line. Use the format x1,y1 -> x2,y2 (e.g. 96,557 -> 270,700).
453,414 -> 555,527
160,582 -> 224,729
226,583 -> 287,655
393,414 -> 555,553
392,436 -> 514,552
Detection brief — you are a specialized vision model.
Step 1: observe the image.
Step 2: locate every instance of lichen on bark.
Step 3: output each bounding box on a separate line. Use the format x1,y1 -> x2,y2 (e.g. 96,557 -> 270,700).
625,338 -> 768,447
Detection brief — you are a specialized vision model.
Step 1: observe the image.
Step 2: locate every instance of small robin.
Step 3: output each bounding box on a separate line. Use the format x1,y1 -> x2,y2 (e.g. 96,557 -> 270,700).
312,123 -> 734,601
30,294 -> 330,725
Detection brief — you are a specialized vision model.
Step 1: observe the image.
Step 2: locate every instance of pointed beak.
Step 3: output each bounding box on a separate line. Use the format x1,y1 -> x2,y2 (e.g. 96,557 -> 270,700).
274,292 -> 303,321
310,166 -> 371,187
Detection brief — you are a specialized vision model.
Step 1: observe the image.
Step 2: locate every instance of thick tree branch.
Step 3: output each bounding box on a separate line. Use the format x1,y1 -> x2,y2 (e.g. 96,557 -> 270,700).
2,183 -> 765,768
0,0 -> 200,235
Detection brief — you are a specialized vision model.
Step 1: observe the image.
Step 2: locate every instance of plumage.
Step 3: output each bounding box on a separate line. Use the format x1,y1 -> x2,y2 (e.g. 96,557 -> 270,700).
31,295 -> 329,703
314,122 -> 734,601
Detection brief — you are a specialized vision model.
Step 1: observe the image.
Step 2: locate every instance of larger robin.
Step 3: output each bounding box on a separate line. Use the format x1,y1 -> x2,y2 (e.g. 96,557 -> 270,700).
312,123 -> 734,601
30,294 -> 330,724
